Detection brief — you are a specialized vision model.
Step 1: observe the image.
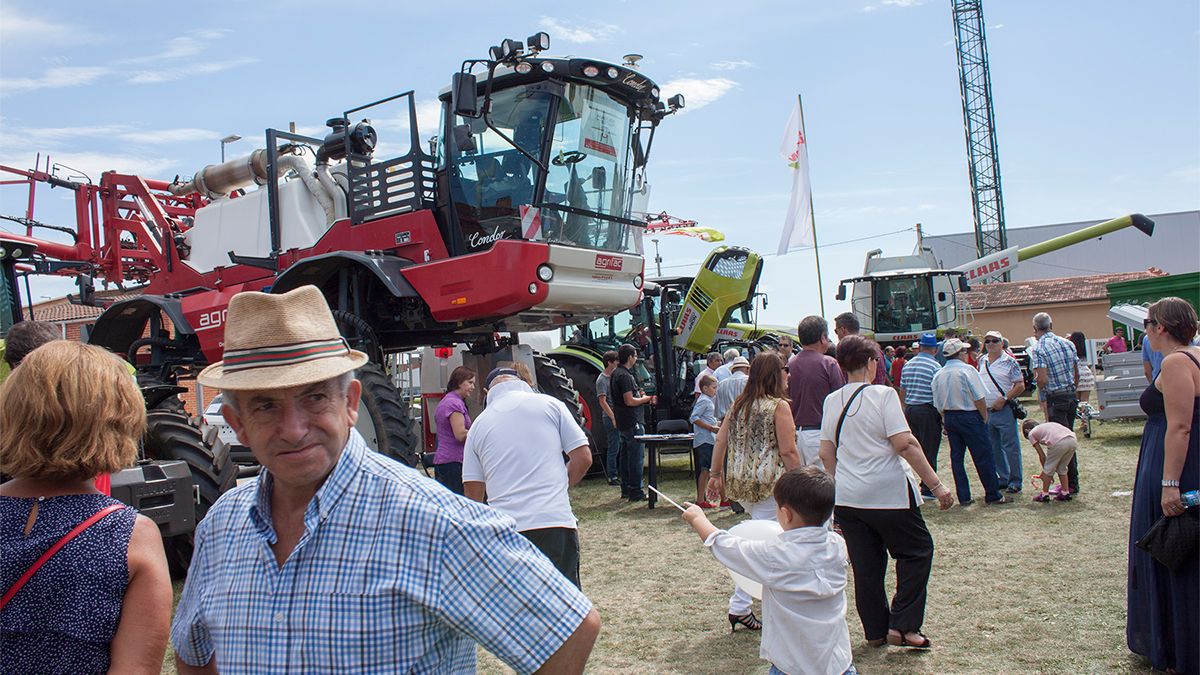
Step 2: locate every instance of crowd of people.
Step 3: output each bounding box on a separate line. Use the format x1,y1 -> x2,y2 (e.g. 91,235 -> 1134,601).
0,288 -> 1195,674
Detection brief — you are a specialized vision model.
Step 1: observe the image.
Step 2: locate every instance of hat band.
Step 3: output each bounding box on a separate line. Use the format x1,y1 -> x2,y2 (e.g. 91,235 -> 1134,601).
222,337 -> 351,374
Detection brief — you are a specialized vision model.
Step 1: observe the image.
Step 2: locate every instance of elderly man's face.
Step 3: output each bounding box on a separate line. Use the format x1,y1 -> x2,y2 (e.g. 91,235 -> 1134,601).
224,377 -> 361,493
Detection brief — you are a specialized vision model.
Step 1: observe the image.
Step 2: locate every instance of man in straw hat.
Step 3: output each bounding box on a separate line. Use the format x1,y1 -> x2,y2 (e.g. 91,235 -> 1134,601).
170,286 -> 599,674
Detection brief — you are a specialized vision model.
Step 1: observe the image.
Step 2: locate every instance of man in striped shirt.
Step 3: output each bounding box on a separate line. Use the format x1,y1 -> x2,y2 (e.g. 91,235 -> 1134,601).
172,287 -> 600,674
1030,311 -> 1081,493
900,333 -> 943,499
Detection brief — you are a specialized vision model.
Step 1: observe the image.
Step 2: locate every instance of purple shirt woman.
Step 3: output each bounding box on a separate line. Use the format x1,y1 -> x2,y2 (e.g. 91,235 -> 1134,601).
433,366 -> 475,494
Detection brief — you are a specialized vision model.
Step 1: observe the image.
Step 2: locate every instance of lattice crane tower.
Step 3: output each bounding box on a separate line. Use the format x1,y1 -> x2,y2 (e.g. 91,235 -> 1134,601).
951,0 -> 1008,281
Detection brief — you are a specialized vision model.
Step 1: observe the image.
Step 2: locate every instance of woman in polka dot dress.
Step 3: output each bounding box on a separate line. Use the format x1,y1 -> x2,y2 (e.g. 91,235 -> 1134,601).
0,341 -> 171,674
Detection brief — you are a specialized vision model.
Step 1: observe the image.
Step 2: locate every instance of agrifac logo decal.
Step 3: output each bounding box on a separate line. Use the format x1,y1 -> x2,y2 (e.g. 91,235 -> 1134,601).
594,254 -> 623,271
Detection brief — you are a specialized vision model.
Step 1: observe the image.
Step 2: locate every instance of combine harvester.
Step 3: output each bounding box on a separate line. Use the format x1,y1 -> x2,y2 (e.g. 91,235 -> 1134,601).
836,214 -> 1155,347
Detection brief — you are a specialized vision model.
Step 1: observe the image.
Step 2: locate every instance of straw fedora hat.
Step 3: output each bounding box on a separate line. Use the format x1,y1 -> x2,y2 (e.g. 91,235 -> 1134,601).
197,285 -> 367,391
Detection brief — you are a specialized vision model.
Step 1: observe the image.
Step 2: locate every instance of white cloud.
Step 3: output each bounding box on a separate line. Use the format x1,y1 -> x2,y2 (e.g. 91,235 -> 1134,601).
2,124 -> 219,147
0,7 -> 102,45
0,66 -> 110,94
538,17 -> 618,44
657,78 -> 737,113
127,57 -> 258,84
882,0 -> 924,6
992,23 -> 1005,29
712,60 -> 754,71
119,28 -> 233,65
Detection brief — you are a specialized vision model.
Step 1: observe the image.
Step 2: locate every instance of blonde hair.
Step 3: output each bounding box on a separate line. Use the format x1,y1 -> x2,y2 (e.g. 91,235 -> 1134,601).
0,341 -> 146,481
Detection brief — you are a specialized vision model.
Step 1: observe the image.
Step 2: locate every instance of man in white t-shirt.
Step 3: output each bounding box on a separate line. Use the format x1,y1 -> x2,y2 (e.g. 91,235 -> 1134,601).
463,367 -> 592,587
712,348 -> 741,382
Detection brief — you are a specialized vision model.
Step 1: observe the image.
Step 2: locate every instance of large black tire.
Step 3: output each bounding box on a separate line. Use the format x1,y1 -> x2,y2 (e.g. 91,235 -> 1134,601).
534,353 -> 604,473
554,358 -> 611,467
143,410 -> 238,579
354,362 -> 421,468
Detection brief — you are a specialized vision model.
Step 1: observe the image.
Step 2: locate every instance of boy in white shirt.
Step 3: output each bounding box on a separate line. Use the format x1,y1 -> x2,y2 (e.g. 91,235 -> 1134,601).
683,466 -> 856,675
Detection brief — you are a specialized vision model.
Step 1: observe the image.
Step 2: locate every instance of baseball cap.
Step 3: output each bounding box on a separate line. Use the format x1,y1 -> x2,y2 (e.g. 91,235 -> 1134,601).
484,367 -> 522,388
919,333 -> 938,348
942,338 -> 967,357
985,330 -> 1005,341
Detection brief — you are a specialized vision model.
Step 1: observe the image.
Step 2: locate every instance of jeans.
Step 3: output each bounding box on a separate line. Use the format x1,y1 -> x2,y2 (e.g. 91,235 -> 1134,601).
943,410 -> 1003,503
729,496 -> 778,615
1045,391 -> 1079,491
433,462 -> 463,495
905,403 -> 942,494
619,423 -> 645,496
986,404 -> 1023,489
602,415 -> 622,481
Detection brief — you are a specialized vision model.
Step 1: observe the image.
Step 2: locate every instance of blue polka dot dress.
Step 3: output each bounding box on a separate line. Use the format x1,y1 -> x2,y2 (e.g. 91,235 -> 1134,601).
1,494 -> 136,675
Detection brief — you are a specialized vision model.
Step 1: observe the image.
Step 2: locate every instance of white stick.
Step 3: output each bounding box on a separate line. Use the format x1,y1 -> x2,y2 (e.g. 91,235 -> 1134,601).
646,485 -> 686,512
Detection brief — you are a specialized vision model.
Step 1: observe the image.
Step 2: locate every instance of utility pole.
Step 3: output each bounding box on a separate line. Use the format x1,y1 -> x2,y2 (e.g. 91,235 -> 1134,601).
651,238 -> 663,276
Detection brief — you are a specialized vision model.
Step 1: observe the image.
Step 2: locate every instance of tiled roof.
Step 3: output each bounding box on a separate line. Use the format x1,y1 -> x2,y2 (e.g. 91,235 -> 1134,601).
959,269 -> 1166,311
23,290 -> 143,323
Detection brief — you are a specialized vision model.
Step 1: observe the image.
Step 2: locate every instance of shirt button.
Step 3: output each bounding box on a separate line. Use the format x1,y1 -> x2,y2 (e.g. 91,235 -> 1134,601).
274,612 -> 285,623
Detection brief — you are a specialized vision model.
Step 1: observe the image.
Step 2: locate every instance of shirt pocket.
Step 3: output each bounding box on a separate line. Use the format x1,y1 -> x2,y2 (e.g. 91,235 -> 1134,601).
296,592 -> 406,673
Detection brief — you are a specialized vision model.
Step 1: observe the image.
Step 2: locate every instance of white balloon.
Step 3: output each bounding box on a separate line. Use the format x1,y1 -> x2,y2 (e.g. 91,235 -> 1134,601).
724,519 -> 783,600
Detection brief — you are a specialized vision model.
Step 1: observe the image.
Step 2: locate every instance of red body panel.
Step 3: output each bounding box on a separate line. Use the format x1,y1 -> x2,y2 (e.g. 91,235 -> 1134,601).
401,239 -> 550,322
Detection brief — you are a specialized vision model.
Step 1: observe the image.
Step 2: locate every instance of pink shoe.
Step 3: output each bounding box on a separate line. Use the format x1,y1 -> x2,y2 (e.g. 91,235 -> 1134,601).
1049,485 -> 1064,496
1033,492 -> 1051,502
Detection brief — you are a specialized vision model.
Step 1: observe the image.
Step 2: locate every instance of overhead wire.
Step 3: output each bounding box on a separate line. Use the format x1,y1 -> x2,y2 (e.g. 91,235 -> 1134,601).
655,225 -> 917,272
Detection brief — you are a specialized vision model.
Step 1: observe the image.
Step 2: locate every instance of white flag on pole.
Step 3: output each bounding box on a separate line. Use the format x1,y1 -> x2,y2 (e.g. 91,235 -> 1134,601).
777,98 -> 814,254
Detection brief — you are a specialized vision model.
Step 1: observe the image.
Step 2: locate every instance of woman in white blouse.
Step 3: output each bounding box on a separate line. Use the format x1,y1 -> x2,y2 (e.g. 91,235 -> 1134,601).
819,335 -> 953,650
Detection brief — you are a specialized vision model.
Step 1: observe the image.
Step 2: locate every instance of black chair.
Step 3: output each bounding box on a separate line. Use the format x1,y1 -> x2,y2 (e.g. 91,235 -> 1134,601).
655,419 -> 695,475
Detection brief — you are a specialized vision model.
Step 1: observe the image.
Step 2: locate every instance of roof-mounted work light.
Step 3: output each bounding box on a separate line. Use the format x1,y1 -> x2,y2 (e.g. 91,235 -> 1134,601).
527,32 -> 550,53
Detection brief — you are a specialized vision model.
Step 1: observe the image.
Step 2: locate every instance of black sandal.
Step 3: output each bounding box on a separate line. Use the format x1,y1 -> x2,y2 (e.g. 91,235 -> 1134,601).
886,630 -> 932,649
728,612 -> 762,632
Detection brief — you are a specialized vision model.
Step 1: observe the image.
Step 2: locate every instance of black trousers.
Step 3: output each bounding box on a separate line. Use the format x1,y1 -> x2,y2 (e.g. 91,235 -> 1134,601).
1046,391 -> 1080,491
835,490 -> 934,640
521,527 -> 582,588
905,403 -> 942,493
433,462 -> 464,495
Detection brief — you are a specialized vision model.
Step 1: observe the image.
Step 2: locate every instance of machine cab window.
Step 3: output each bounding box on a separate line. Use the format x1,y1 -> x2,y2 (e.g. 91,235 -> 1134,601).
874,275 -> 936,333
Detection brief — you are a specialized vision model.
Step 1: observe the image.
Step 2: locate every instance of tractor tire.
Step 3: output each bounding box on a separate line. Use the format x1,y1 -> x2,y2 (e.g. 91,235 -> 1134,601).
143,410 -> 237,579
554,357 -> 609,462
533,353 -> 603,473
533,353 -> 584,423
354,362 -> 421,468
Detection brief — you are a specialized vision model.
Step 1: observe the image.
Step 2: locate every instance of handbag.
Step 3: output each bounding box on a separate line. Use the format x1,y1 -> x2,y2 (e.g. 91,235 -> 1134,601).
1135,509 -> 1199,571
984,358 -> 1027,420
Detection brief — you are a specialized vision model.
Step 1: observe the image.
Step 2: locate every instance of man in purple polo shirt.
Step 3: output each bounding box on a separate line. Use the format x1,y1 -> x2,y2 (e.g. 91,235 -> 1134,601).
789,316 -> 846,466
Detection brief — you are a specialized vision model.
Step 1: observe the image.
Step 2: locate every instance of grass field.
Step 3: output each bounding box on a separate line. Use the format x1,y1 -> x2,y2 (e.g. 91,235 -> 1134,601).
164,415 -> 1156,674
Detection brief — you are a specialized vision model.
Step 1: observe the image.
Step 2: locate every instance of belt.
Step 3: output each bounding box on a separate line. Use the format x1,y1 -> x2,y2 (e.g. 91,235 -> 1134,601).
1046,390 -> 1075,397
799,425 -> 821,431
907,401 -> 936,407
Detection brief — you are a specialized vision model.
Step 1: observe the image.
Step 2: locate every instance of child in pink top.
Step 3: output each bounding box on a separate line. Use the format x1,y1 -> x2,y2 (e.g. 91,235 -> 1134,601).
1021,420 -> 1077,502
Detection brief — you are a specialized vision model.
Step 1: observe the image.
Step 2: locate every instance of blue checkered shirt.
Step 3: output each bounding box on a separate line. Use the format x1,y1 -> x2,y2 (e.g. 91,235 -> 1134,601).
170,430 -> 591,674
931,359 -> 988,413
900,352 -> 941,405
1031,331 -> 1078,394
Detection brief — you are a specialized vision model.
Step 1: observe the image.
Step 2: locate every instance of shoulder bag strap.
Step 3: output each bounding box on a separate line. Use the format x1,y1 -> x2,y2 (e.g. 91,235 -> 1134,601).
0,503 -> 125,610
983,358 -> 1005,397
834,384 -> 870,450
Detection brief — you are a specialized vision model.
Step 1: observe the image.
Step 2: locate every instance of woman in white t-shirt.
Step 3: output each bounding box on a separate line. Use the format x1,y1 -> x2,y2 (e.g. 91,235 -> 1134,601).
819,335 -> 953,651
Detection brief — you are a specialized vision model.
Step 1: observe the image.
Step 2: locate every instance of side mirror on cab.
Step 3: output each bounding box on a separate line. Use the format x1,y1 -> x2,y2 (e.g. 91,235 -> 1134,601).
835,283 -> 847,301
958,277 -> 970,292
451,72 -> 479,118
452,124 -> 477,154
591,166 -> 606,191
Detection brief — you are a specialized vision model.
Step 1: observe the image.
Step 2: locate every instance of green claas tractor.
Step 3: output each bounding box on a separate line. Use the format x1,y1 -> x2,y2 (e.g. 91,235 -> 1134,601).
551,246 -> 791,465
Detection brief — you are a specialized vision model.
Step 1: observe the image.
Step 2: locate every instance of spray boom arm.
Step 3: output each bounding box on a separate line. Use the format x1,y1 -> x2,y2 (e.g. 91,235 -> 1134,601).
953,213 -> 1154,283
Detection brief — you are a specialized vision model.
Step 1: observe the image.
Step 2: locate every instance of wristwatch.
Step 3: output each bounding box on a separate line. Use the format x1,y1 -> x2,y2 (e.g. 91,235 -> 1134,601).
1162,479 -> 1180,488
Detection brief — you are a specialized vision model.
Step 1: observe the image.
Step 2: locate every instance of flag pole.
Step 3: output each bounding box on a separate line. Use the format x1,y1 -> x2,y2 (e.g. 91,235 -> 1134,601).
798,94 -> 826,317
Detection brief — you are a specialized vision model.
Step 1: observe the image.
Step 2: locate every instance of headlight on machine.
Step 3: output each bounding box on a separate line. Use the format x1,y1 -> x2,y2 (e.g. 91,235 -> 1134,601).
633,275 -> 643,289
536,264 -> 554,282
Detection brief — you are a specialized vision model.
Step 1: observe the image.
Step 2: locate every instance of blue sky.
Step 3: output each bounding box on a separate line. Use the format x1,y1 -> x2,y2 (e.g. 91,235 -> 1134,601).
1,1 -> 1197,326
